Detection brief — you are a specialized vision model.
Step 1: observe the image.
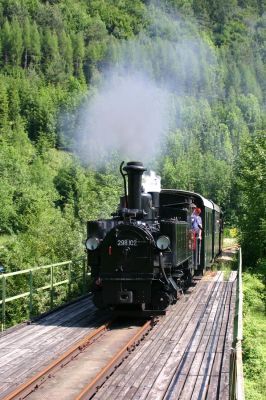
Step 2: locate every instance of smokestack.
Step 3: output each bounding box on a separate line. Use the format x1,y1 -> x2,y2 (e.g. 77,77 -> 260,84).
123,161 -> 146,210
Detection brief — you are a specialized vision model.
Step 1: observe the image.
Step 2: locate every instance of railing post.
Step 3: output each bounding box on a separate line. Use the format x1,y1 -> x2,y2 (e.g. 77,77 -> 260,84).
82,258 -> 86,295
1,276 -> 6,332
68,262 -> 72,299
29,270 -> 33,320
230,347 -> 236,400
50,265 -> 54,309
230,247 -> 245,400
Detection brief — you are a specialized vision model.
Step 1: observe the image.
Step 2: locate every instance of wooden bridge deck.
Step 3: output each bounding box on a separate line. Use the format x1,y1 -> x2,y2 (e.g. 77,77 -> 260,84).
0,297 -> 102,399
0,271 -> 237,400
94,271 -> 237,399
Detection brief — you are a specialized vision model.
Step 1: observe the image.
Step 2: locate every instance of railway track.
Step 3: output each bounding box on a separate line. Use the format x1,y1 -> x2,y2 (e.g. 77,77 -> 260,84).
3,318 -> 155,400
1,266 -> 238,400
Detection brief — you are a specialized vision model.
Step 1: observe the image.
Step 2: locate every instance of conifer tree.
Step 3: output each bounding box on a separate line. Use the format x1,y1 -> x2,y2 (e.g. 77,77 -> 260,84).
0,36 -> 2,66
0,78 -> 9,132
42,28 -> 62,80
72,32 -> 85,78
23,17 -> 31,68
31,22 -> 41,66
8,84 -> 21,126
58,30 -> 73,76
9,19 -> 23,67
1,19 -> 11,65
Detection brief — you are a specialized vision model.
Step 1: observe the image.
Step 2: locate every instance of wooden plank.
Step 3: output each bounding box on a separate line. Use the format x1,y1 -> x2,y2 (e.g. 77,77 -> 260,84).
219,372 -> 230,399
179,374 -> 198,399
93,286 -> 204,398
148,374 -> 186,400
191,375 -> 209,399
0,300 -> 95,351
189,352 -> 205,376
211,352 -> 223,376
199,352 -> 216,376
0,307 -> 105,394
121,279 -> 222,397
94,274 -> 228,400
206,375 -> 219,399
136,279 -> 225,398
186,283 -> 228,399
0,297 -> 93,343
0,305 -> 96,355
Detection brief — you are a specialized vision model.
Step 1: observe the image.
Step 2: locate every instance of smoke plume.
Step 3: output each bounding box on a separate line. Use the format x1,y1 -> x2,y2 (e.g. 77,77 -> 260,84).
76,72 -> 170,166
70,5 -> 218,168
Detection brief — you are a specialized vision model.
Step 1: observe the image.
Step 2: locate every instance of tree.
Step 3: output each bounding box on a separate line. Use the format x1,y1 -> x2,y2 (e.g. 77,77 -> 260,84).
22,17 -> 31,68
8,84 -> 21,126
0,78 -> 9,132
72,32 -> 85,79
9,18 -> 23,67
1,19 -> 11,65
58,30 -> 73,76
42,29 -> 63,81
236,132 -> 266,265
31,22 -> 41,66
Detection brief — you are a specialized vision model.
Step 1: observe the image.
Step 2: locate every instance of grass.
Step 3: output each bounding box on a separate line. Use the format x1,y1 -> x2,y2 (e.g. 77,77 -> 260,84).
0,234 -> 13,247
212,260 -> 233,280
213,236 -> 238,280
214,241 -> 266,399
223,237 -> 238,248
242,267 -> 266,400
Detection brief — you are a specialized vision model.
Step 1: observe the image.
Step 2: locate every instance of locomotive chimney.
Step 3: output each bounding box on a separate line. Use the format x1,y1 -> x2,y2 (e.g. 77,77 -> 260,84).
123,161 -> 146,210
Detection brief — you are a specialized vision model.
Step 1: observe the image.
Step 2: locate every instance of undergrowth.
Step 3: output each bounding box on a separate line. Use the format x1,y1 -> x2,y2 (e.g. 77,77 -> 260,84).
213,247 -> 266,399
242,259 -> 266,400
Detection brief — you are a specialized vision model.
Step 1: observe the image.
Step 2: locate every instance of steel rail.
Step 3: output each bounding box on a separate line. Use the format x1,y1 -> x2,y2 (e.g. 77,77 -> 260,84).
75,319 -> 154,400
2,321 -> 111,400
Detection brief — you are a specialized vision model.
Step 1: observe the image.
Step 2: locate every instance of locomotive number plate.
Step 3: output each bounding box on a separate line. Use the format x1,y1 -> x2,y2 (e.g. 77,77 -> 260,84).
117,239 -> 138,246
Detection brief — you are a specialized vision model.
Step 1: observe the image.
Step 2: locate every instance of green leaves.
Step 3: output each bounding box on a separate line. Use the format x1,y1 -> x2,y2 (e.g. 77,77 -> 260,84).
235,132 -> 266,265
0,0 -> 264,275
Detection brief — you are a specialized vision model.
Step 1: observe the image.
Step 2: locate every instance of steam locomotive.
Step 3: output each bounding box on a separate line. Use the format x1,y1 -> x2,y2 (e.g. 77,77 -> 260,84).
86,161 -> 222,314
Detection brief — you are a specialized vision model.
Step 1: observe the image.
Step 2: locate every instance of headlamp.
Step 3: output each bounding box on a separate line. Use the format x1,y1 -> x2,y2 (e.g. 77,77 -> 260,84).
156,235 -> 170,250
85,237 -> 100,251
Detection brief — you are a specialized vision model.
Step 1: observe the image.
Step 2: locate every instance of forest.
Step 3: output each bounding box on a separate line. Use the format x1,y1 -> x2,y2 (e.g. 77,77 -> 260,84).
0,0 -> 265,397
0,0 -> 265,268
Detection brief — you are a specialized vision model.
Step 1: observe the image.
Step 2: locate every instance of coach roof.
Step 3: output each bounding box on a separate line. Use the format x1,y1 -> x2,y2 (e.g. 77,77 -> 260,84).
160,189 -> 218,211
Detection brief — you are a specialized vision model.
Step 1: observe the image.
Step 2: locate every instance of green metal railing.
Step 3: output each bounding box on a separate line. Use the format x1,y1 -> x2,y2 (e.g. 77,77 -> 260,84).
230,247 -> 245,400
0,258 -> 90,332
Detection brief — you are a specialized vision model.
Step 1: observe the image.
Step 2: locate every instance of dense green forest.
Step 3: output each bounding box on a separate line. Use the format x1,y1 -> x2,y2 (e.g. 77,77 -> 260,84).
0,0 -> 265,269
0,0 -> 265,397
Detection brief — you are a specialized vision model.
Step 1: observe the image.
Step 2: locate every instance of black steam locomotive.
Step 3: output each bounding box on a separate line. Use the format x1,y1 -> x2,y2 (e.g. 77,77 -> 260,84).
86,161 -> 222,314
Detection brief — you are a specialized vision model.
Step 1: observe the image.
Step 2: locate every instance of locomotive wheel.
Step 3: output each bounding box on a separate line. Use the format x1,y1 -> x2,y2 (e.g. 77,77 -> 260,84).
151,291 -> 171,310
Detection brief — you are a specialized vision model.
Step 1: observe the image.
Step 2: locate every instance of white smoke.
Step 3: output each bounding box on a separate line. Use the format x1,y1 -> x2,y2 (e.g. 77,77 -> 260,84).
76,72 -> 170,166
70,5 -> 218,168
142,170 -> 161,193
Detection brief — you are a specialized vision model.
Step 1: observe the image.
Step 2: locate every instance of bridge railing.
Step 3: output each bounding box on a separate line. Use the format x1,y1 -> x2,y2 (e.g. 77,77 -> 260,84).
230,247 -> 245,400
0,257 -> 90,332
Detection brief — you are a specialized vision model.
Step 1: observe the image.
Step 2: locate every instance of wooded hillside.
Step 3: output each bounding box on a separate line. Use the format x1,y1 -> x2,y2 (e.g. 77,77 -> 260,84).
0,0 -> 265,270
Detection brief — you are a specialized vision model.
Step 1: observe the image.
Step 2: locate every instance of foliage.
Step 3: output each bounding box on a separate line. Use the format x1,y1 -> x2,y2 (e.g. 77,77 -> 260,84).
235,133 -> 266,265
0,0 -> 265,329
243,262 -> 266,399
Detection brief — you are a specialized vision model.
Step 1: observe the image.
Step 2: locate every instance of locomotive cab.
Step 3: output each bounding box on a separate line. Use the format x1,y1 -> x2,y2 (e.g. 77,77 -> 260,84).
160,190 -> 223,272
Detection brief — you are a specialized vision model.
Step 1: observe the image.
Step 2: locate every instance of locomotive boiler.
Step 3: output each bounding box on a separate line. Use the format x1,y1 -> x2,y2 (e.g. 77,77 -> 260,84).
86,161 -> 222,314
